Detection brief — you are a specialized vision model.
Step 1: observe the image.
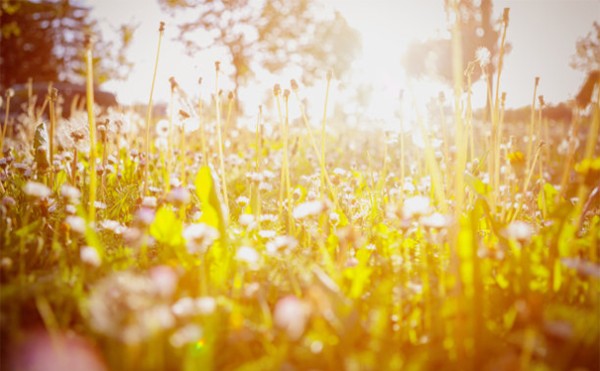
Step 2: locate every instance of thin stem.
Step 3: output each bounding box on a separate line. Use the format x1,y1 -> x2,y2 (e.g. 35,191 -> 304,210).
144,22 -> 165,195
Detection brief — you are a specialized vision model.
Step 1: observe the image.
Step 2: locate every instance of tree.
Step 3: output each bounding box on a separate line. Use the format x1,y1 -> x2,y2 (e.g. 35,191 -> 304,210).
402,0 -> 506,88
159,0 -> 361,90
571,21 -> 600,73
0,0 -> 135,88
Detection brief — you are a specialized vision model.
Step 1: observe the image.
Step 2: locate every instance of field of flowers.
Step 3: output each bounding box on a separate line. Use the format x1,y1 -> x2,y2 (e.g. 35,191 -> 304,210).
1,13 -> 599,371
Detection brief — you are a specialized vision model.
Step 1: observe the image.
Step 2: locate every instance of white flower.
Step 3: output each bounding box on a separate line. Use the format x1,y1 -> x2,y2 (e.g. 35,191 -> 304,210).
476,47 -> 491,68
65,215 -> 86,234
402,196 -> 431,219
23,181 -> 51,198
172,297 -> 196,317
195,297 -> 216,315
266,236 -> 298,255
183,223 -> 219,254
170,324 -> 203,348
155,119 -> 169,138
293,200 -> 326,219
236,246 -> 260,267
60,184 -> 81,202
236,196 -> 249,206
180,117 -> 199,134
274,296 -> 310,340
420,212 -> 449,228
238,214 -> 255,227
503,221 -> 534,242
80,246 -> 101,267
100,219 -> 126,235
258,229 -> 276,239
142,196 -> 157,208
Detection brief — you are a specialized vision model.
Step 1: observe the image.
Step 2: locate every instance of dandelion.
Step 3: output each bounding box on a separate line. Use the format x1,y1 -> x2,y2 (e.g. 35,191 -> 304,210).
195,297 -> 216,315
142,196 -> 158,208
156,119 -> 169,137
274,296 -> 310,340
65,216 -> 86,234
87,271 -> 175,344
503,221 -> 534,242
80,246 -> 101,267
402,196 -> 431,219
183,223 -> 219,254
293,200 -> 326,219
236,246 -> 260,267
476,47 -> 491,68
266,236 -> 298,254
23,181 -> 51,199
60,184 -> 81,202
170,324 -> 203,348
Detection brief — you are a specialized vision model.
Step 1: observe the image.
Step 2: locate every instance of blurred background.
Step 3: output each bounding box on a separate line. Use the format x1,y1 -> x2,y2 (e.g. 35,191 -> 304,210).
1,0 -> 599,127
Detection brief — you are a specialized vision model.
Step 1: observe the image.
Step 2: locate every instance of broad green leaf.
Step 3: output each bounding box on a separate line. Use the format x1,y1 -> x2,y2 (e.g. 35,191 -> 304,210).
150,206 -> 184,247
194,165 -> 227,239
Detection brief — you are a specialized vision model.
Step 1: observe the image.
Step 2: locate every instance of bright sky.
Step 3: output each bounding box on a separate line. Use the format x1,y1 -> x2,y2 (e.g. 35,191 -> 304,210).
91,0 -> 600,123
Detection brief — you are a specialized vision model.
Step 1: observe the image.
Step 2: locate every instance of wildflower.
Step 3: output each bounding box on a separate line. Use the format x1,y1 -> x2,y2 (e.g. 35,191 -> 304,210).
293,200 -> 326,219
266,236 -> 298,254
402,196 -> 431,219
60,184 -> 81,202
87,271 -> 174,344
167,187 -> 191,206
195,297 -> 216,315
80,246 -> 101,267
274,296 -> 310,340
508,151 -> 525,167
235,196 -> 249,207
23,181 -> 51,199
238,214 -> 255,227
183,223 -> 219,254
149,265 -> 178,298
170,324 -> 203,348
420,212 -> 449,228
100,219 -> 125,235
258,229 -> 276,239
503,221 -> 534,242
172,297 -> 196,317
142,196 -> 158,208
476,47 -> 491,68
65,216 -> 86,234
156,119 -> 169,138
236,246 -> 260,267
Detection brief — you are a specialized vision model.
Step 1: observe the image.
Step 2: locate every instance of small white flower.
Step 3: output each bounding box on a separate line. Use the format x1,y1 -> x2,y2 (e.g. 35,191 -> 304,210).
100,219 -> 126,234
476,47 -> 491,68
142,196 -> 157,208
402,196 -> 431,219
503,221 -> 534,242
420,212 -> 449,228
266,236 -> 298,254
170,324 -> 203,348
238,213 -> 255,228
274,296 -> 310,340
155,119 -> 169,138
60,184 -> 81,202
65,215 -> 86,234
195,297 -> 216,315
183,223 -> 219,254
293,200 -> 326,219
23,181 -> 51,198
236,196 -> 249,207
258,229 -> 276,239
236,246 -> 260,266
80,246 -> 101,267
172,297 -> 196,317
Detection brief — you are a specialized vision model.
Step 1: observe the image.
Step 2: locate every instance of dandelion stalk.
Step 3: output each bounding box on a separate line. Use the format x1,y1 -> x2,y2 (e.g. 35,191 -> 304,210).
526,77 -> 540,174
291,81 -> 339,208
198,78 -> 208,166
48,87 -> 58,185
144,21 -> 165,196
283,89 -> 293,232
491,8 -> 510,213
214,61 -> 229,209
320,70 -> 333,198
84,35 -> 97,224
254,105 -> 263,227
1,88 -> 14,156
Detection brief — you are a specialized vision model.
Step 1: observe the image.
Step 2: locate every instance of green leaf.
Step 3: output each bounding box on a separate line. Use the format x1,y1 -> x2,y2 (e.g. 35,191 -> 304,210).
150,206 -> 184,247
194,165 -> 227,240
465,172 -> 490,196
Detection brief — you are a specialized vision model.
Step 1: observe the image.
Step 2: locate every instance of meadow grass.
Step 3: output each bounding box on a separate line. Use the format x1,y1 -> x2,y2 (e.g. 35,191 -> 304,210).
0,12 -> 599,371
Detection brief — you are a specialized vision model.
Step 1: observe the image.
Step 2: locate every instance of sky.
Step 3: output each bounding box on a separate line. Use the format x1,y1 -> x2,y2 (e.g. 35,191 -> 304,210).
91,0 -> 600,123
